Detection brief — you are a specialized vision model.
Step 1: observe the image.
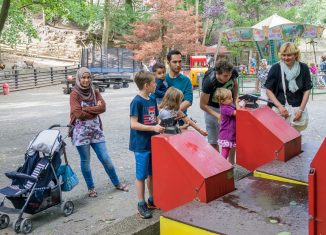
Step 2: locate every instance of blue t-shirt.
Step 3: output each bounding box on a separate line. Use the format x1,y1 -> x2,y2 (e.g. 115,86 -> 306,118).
129,95 -> 159,152
165,73 -> 193,105
149,78 -> 168,104
320,61 -> 326,72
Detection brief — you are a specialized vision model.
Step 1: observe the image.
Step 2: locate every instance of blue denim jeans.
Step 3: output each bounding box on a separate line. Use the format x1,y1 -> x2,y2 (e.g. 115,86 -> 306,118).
76,142 -> 120,190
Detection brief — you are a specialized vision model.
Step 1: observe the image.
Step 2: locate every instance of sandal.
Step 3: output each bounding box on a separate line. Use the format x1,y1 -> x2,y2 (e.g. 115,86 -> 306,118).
88,189 -> 97,197
115,183 -> 129,192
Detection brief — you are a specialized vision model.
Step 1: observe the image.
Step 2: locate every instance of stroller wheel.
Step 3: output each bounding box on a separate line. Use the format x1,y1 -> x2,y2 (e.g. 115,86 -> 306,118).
0,214 -> 10,229
20,218 -> 32,234
13,218 -> 22,233
61,201 -> 74,216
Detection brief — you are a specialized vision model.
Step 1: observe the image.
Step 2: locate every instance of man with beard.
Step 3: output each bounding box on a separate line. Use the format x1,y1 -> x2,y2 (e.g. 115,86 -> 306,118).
165,50 -> 193,113
200,59 -> 238,164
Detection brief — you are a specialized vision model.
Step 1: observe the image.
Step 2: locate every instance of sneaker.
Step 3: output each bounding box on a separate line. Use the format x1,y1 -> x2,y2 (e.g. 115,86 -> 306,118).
147,198 -> 157,209
137,202 -> 152,219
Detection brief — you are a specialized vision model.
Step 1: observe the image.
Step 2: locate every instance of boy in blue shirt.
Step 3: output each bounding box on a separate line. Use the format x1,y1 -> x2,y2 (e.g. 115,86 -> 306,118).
129,71 -> 165,219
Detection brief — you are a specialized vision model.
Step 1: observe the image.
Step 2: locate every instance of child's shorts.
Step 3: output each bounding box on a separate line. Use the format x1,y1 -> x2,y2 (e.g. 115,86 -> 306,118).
134,151 -> 152,180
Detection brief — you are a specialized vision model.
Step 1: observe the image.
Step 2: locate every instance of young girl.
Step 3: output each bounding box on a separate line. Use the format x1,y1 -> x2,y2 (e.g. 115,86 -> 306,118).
309,63 -> 318,75
159,87 -> 208,136
215,88 -> 237,161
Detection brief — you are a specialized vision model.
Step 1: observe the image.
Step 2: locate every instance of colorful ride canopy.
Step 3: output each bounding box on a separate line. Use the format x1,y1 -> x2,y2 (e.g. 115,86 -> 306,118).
223,14 -> 325,64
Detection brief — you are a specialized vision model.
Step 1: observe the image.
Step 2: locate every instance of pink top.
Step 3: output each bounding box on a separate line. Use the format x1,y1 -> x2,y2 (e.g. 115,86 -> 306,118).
310,66 -> 318,75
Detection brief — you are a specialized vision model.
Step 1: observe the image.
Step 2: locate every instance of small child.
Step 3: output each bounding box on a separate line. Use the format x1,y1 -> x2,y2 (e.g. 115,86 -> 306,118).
309,63 -> 318,75
159,87 -> 208,136
129,71 -> 165,219
152,63 -> 168,104
215,88 -> 237,162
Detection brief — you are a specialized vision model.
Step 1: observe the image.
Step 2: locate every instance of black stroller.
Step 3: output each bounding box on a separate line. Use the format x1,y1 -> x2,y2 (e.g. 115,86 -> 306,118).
0,125 -> 74,234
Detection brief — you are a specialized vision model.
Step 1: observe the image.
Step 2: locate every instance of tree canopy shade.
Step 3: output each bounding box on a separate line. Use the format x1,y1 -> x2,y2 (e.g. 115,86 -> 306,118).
125,0 -> 205,63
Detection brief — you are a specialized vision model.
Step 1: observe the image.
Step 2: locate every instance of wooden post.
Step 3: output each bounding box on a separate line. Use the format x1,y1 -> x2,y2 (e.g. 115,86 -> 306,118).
65,66 -> 67,79
117,48 -> 120,73
14,70 -> 18,89
50,67 -> 53,83
133,59 -> 135,73
34,69 -> 37,86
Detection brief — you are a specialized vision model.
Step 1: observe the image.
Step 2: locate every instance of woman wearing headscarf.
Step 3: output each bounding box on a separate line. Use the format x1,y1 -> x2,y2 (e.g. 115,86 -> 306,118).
265,42 -> 312,131
70,67 -> 128,197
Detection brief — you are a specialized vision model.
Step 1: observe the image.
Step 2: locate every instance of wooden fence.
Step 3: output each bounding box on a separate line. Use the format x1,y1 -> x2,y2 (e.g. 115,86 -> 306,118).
0,65 -> 79,93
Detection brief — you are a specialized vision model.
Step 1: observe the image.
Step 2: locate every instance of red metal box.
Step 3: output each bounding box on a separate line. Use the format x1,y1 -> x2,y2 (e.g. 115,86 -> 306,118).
237,106 -> 301,171
152,130 -> 234,211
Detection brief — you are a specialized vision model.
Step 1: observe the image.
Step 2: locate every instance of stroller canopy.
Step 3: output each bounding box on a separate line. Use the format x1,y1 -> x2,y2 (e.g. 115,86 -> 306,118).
28,130 -> 62,156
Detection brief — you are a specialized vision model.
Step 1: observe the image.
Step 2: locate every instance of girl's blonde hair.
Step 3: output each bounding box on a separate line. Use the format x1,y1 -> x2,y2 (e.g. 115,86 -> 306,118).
215,88 -> 232,103
278,42 -> 301,61
159,87 -> 183,111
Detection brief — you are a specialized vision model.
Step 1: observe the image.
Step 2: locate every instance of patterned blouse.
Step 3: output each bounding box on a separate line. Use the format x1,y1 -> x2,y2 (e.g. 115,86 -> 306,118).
72,100 -> 105,146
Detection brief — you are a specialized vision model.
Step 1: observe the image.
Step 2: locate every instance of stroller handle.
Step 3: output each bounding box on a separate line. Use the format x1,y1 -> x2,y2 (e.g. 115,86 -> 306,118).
48,124 -> 73,129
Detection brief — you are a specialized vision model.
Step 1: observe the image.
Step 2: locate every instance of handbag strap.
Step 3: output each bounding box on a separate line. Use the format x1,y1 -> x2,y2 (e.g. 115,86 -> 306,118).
62,142 -> 68,164
280,63 -> 289,106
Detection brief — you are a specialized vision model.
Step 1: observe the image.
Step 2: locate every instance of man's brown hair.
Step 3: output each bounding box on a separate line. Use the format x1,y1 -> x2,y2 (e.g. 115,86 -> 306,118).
215,60 -> 233,75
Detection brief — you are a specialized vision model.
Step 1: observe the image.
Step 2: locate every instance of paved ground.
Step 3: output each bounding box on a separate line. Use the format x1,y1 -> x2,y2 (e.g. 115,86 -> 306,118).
0,83 -> 325,234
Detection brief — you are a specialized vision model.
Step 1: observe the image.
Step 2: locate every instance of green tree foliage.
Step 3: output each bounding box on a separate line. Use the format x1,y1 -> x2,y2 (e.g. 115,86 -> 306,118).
0,0 -> 69,46
1,0 -> 38,46
294,0 -> 326,24
46,0 -> 99,27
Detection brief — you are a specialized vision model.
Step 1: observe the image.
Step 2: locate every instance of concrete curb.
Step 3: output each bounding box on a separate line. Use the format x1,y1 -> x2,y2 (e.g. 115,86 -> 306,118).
94,210 -> 162,235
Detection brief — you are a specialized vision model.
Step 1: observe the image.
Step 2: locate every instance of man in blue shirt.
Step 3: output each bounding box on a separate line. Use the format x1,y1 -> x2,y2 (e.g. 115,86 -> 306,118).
165,50 -> 193,113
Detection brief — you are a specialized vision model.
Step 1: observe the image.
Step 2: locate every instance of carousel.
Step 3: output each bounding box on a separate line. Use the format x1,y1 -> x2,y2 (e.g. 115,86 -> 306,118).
223,13 -> 325,65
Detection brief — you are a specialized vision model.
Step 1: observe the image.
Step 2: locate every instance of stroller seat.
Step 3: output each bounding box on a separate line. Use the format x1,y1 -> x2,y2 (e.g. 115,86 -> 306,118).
0,126 -> 75,234
0,158 -> 49,197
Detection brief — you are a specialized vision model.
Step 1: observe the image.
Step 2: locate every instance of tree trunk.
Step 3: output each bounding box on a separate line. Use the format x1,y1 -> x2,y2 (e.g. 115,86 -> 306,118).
255,6 -> 260,21
206,18 -> 216,43
160,19 -> 167,64
42,7 -> 46,25
214,13 -> 228,64
195,0 -> 199,46
0,0 -> 11,37
202,0 -> 212,46
90,0 -> 94,5
102,0 -> 110,49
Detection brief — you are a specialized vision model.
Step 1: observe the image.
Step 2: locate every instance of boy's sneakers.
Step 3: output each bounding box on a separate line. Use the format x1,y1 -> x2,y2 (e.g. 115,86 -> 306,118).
138,202 -> 152,219
147,197 -> 157,209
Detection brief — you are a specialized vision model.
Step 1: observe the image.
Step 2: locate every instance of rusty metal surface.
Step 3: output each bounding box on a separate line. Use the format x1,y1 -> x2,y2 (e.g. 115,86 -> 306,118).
256,141 -> 321,183
164,177 -> 308,235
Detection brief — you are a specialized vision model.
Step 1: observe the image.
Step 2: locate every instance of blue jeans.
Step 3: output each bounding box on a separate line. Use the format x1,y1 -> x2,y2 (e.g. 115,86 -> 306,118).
76,142 -> 120,190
